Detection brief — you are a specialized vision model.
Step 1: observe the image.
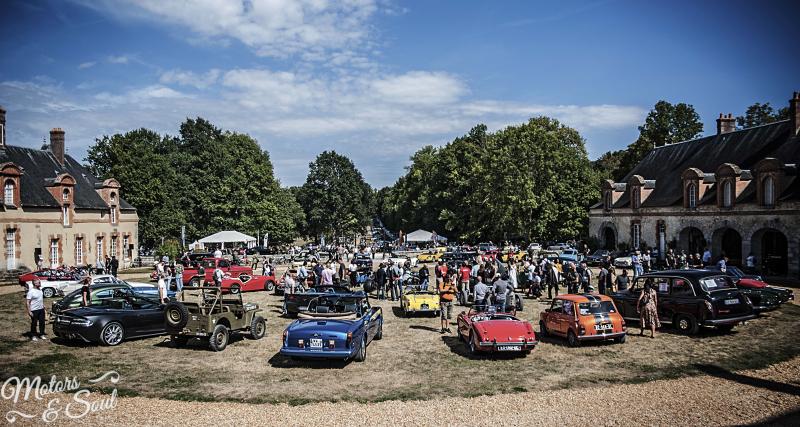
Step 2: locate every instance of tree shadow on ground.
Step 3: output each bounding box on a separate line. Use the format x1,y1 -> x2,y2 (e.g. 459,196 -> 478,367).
693,364 -> 800,396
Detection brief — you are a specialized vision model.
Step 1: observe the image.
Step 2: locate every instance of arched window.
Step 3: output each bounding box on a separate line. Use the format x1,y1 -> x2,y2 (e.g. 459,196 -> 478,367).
722,180 -> 733,207
605,191 -> 612,210
687,182 -> 697,209
3,180 -> 13,205
763,176 -> 775,207
631,187 -> 641,209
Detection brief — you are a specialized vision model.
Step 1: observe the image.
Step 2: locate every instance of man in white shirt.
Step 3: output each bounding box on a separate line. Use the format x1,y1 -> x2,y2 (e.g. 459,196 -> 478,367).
26,280 -> 47,341
213,248 -> 223,258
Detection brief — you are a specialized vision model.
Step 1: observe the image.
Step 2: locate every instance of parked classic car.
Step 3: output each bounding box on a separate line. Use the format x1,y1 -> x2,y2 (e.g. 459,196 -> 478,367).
283,285 -> 364,317
52,285 -> 167,346
539,294 -> 627,346
613,251 -> 634,268
19,269 -> 83,297
400,285 -> 440,317
60,275 -> 162,296
610,270 -> 756,334
456,305 -> 537,355
280,294 -> 383,362
719,266 -> 794,306
220,273 -> 277,294
585,250 -> 612,266
181,257 -> 253,286
418,247 -> 447,263
388,253 -> 419,267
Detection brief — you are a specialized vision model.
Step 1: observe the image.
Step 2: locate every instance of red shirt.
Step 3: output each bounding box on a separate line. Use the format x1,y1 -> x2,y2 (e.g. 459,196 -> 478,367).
437,265 -> 448,277
459,266 -> 471,282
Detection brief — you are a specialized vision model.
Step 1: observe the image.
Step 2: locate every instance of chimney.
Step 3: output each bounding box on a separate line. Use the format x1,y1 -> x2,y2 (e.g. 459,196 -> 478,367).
791,91 -> 800,135
0,105 -> 6,148
49,128 -> 65,165
716,113 -> 736,135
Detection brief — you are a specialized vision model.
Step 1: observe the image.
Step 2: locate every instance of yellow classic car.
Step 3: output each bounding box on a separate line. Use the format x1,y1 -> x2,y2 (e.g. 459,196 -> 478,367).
401,287 -> 441,317
500,250 -> 528,263
417,247 -> 447,263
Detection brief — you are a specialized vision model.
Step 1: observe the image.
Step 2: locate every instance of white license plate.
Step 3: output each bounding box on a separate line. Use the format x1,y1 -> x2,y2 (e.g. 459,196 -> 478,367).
724,299 -> 739,305
310,338 -> 323,348
595,323 -> 613,330
421,304 -> 429,309
497,345 -> 522,351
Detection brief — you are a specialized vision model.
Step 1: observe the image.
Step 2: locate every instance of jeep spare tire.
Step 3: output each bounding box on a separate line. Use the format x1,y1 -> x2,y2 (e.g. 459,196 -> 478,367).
164,301 -> 189,331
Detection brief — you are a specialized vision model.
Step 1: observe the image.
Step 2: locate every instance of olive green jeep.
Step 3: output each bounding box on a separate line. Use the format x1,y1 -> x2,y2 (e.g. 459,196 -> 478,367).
164,285 -> 266,351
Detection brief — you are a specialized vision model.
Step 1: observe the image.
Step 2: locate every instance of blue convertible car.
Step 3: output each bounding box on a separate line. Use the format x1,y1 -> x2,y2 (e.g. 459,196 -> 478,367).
280,295 -> 383,362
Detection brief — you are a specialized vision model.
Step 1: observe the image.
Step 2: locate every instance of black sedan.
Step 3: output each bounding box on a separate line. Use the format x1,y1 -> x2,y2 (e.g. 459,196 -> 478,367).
52,285 -> 167,346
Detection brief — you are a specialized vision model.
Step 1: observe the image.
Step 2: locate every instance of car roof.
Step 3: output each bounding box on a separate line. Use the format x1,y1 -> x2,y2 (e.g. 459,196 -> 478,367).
639,269 -> 726,280
555,293 -> 613,303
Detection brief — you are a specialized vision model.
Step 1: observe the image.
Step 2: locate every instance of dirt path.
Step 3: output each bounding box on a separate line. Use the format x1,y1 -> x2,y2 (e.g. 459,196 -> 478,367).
4,356 -> 798,426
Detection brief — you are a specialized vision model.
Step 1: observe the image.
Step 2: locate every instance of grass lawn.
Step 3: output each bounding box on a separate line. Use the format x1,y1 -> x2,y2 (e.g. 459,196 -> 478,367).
1,279 -> 799,405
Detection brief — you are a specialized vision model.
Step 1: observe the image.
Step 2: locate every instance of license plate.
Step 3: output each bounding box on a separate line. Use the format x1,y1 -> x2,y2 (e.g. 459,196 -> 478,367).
421,304 -> 429,309
497,345 -> 522,351
724,299 -> 739,305
310,338 -> 323,349
595,323 -> 613,331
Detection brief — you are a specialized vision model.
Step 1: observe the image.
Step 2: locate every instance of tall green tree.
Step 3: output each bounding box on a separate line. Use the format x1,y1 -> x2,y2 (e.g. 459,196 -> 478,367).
735,102 -> 790,128
298,151 -> 372,241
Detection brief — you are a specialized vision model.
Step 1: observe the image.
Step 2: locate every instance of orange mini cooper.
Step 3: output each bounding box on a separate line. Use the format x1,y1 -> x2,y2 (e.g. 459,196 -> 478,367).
539,294 -> 627,347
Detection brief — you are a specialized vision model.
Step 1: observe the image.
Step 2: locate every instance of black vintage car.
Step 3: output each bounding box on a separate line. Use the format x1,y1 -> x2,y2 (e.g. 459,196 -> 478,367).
52,285 -> 167,346
354,254 -> 373,271
283,286 -> 365,318
610,270 -> 755,334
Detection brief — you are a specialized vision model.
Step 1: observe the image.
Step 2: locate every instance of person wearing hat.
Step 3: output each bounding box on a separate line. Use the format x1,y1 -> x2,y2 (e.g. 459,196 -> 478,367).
26,279 -> 47,341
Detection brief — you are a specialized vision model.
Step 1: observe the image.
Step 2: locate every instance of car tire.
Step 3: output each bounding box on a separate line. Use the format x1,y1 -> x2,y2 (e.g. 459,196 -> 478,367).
164,301 -> 190,332
675,314 -> 699,335
374,321 -> 383,340
567,330 -> 580,347
716,324 -> 735,334
615,334 -> 627,344
265,281 -> 275,292
353,336 -> 367,362
515,295 -> 524,312
209,324 -> 229,352
250,316 -> 266,340
468,332 -> 478,355
171,335 -> 189,347
100,322 -> 124,346
42,287 -> 55,298
230,284 -> 240,294
189,277 -> 200,287
539,320 -> 549,338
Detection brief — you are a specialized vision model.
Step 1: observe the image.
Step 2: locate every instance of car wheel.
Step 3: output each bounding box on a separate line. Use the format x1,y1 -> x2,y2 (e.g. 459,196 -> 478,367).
164,301 -> 189,332
170,335 -> 189,347
539,320 -> 549,338
209,324 -> 229,352
42,287 -> 55,298
354,336 -> 367,362
189,277 -> 200,287
567,330 -> 580,347
265,281 -> 275,292
100,322 -> 124,346
229,284 -> 240,294
374,321 -> 383,340
249,316 -> 266,340
717,324 -> 735,334
434,310 -> 440,317
675,314 -> 699,335
468,332 -> 478,355
515,295 -> 524,312
615,334 -> 627,344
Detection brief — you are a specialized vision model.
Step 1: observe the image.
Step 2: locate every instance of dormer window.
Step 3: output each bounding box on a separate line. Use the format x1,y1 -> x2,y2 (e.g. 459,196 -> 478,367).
722,180 -> 733,208
687,182 -> 697,209
604,191 -> 612,211
631,186 -> 641,209
4,180 -> 13,205
763,176 -> 775,207
62,188 -> 70,201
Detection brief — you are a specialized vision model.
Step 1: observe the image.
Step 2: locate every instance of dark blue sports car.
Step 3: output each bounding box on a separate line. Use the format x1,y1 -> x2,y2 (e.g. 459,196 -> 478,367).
280,295 -> 383,362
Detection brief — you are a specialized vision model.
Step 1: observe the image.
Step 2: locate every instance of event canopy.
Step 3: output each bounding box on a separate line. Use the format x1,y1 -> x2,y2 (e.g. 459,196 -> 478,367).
405,229 -> 447,243
198,230 -> 257,245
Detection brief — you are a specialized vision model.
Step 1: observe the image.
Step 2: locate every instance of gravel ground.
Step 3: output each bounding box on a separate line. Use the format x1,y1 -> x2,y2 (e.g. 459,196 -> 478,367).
3,356 -> 799,426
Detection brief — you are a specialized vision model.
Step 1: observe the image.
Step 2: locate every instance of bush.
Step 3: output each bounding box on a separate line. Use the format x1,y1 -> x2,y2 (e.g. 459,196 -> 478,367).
156,239 -> 181,261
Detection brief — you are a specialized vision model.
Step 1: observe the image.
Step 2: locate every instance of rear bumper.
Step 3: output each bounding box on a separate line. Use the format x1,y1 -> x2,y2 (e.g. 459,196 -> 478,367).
704,314 -> 756,326
279,347 -> 355,359
578,331 -> 626,341
476,341 -> 537,351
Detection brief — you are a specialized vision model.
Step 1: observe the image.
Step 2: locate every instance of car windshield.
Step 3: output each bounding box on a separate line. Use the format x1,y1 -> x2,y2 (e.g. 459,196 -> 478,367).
699,276 -> 736,292
307,296 -> 366,315
578,301 -> 617,315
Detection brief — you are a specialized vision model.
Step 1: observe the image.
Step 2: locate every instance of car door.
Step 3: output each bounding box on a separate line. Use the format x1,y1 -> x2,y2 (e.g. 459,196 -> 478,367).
561,301 -> 576,335
669,277 -> 697,322
615,280 -> 640,319
652,277 -> 673,323
546,299 -> 566,336
130,294 -> 164,334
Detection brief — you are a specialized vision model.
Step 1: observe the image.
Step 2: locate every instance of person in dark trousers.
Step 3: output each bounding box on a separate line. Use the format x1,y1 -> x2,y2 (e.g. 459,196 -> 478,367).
577,262 -> 592,293
374,263 -> 387,300
547,261 -> 559,299
27,280 -> 47,341
81,276 -> 91,306
615,268 -> 630,292
110,256 -> 119,277
598,264 -> 609,295
313,261 -> 324,287
418,265 -> 429,291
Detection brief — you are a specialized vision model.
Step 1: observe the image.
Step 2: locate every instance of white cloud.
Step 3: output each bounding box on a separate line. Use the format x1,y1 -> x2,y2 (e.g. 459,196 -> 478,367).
77,61 -> 96,69
160,69 -> 221,89
370,71 -> 467,105
107,55 -> 130,64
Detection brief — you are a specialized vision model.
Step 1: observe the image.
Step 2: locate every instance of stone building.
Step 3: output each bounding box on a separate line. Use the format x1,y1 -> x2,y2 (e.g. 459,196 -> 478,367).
589,92 -> 800,277
0,106 -> 139,272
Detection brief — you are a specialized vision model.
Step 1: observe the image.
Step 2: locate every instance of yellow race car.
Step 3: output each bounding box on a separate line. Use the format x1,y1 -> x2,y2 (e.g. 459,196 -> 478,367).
417,247 -> 447,263
400,286 -> 441,317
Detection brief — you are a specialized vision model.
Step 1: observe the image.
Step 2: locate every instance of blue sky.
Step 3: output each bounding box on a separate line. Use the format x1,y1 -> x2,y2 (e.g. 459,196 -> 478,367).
1,0 -> 798,187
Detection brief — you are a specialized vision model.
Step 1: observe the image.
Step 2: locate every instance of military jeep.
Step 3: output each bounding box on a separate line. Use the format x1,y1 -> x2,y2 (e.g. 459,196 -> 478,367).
163,285 -> 266,351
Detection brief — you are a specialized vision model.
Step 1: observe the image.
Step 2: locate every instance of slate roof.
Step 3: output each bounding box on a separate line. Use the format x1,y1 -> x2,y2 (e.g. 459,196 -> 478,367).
611,120 -> 799,208
0,145 -> 135,210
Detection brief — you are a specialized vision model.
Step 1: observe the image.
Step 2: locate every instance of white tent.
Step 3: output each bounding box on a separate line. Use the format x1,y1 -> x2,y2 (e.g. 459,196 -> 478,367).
198,231 -> 257,248
405,229 -> 447,243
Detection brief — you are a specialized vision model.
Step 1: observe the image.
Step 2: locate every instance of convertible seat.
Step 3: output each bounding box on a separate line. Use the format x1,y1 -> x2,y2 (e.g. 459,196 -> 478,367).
298,312 -> 357,320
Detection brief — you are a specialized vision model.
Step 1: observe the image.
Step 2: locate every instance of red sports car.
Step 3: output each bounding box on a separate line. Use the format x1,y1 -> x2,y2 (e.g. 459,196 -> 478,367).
220,273 -> 276,294
456,306 -> 537,355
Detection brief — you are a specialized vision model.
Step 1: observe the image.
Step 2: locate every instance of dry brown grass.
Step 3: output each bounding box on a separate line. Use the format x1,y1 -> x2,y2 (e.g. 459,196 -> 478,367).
1,273 -> 798,405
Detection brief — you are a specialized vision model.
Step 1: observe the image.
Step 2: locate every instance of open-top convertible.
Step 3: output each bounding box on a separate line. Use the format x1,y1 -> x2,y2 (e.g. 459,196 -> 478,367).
400,285 -> 440,317
456,305 -> 537,356
280,295 -> 383,362
283,285 -> 364,317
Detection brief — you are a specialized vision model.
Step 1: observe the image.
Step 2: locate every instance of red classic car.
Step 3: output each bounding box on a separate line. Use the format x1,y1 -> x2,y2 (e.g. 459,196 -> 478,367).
220,273 -> 276,294
179,257 -> 252,285
456,306 -> 537,355
480,250 -> 500,262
